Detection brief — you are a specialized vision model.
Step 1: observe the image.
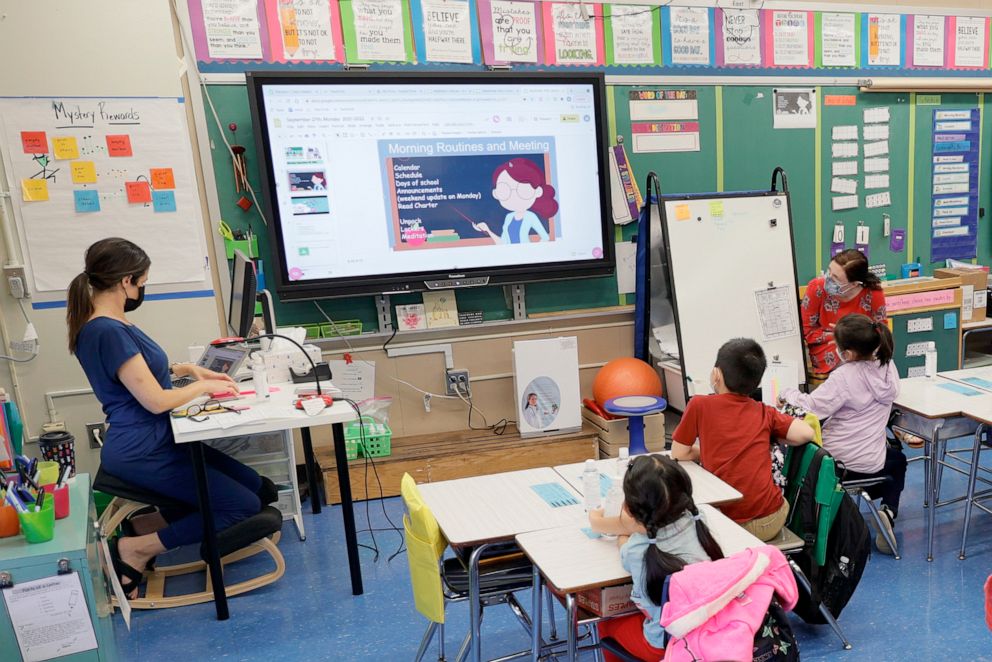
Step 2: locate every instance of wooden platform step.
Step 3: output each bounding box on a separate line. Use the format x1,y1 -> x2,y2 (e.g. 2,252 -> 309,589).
317,423 -> 598,504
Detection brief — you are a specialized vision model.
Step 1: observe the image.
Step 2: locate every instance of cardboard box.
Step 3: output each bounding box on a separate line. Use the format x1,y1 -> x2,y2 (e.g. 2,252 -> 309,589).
575,583 -> 638,617
582,407 -> 666,447
935,268 -> 987,322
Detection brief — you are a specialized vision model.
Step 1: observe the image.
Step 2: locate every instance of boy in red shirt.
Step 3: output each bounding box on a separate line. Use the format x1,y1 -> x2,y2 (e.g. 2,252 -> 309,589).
671,338 -> 815,541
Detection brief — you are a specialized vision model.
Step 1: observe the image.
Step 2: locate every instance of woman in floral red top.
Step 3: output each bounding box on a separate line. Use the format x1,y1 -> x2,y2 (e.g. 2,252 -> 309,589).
802,249 -> 887,374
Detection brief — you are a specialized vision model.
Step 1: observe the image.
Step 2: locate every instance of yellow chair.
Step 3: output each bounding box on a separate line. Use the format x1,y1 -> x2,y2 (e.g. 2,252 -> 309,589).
401,473 -> 546,661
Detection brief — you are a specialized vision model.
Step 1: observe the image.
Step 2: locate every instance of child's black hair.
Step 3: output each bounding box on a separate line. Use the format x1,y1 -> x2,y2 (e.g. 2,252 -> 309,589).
834,313 -> 894,366
714,338 -> 767,395
622,455 -> 725,605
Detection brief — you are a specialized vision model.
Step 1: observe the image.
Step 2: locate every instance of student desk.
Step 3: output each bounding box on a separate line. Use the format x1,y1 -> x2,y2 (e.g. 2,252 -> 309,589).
417,467 -> 586,662
515,505 -> 763,661
171,383 -> 361,619
553,454 -> 743,506
892,376 -> 992,561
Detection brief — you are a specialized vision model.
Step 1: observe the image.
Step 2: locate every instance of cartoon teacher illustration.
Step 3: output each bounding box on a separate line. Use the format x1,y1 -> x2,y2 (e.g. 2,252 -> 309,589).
473,158 -> 558,244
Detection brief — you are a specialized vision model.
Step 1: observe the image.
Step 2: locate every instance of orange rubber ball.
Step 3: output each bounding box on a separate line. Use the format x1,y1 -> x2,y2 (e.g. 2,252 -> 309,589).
593,357 -> 663,407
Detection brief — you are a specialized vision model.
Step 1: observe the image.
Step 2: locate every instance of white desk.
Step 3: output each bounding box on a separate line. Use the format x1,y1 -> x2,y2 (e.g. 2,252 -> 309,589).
418,467 -> 586,662
938,367 -> 992,395
893,376 -> 990,561
516,505 -> 762,661
169,382 -> 360,619
553,454 -> 743,507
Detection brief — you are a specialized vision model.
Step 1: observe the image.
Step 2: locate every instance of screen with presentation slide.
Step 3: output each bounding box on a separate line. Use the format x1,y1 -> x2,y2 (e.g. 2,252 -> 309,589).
247,72 -> 613,300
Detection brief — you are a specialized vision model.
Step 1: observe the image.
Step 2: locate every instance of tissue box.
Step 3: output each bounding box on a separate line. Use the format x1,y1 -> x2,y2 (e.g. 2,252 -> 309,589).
260,344 -> 323,383
575,583 -> 637,617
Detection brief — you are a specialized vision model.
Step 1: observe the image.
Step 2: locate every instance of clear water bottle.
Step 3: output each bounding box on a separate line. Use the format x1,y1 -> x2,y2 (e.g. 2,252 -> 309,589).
582,459 -> 601,511
251,358 -> 270,402
924,342 -> 937,379
601,475 -> 624,541
617,447 -> 630,476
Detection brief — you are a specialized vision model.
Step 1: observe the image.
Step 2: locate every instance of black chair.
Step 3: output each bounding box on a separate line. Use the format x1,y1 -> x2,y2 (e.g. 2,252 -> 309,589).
94,468 -> 285,609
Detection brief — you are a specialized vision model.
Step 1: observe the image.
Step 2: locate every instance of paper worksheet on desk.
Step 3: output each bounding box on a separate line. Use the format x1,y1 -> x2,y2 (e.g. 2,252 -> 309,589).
2,573 -> 99,662
0,97 -> 210,294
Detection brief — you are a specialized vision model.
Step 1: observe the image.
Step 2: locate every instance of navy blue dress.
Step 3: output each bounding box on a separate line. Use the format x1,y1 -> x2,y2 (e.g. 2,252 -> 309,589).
76,317 -> 261,548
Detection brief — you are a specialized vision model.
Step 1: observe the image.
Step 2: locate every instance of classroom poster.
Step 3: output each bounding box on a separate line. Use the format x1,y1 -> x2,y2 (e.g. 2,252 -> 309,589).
773,88 -> 816,129
543,2 -> 604,66
866,13 -> 902,66
912,15 -> 946,67
0,97 -> 210,294
667,6 -> 712,66
767,10 -> 812,67
341,0 -> 414,63
605,4 -> 661,66
411,0 -> 478,63
951,16 -> 990,69
199,0 -> 264,59
480,0 -> 542,64
264,0 -> 342,62
718,8 -> 761,66
818,13 -> 857,67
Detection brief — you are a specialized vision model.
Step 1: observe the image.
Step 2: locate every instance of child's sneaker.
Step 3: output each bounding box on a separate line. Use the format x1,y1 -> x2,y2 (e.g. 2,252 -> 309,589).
875,505 -> 897,555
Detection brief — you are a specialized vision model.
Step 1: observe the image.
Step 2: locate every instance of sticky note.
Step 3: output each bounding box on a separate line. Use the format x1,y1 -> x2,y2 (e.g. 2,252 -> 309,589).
20,131 -> 48,154
709,200 -> 724,217
152,189 -> 176,212
70,161 -> 97,184
944,312 -> 958,330
106,134 -> 133,157
125,181 -> 152,203
73,189 -> 101,213
21,178 -> 49,202
52,136 -> 80,160
675,204 -> 690,221
150,168 -> 175,189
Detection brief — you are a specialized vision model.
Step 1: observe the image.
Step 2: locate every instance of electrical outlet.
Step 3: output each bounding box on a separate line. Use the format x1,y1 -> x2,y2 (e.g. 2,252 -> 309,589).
86,422 -> 106,449
445,369 -> 471,397
3,265 -> 27,298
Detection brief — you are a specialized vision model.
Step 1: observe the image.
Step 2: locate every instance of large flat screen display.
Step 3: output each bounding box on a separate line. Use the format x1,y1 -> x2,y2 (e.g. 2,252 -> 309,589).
247,72 -> 614,300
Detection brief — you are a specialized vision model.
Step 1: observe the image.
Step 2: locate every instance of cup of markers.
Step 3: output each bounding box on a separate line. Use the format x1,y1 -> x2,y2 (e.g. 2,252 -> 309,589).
2,454 -> 71,543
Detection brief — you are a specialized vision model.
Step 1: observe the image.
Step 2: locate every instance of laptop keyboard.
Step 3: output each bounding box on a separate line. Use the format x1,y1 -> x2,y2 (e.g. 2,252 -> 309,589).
172,377 -> 195,388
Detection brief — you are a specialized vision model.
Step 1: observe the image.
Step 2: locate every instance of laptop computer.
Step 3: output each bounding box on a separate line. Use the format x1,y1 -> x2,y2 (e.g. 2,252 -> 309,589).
171,344 -> 251,388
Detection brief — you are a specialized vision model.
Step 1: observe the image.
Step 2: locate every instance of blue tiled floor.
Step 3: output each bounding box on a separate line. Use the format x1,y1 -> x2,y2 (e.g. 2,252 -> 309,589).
114,444 -> 992,660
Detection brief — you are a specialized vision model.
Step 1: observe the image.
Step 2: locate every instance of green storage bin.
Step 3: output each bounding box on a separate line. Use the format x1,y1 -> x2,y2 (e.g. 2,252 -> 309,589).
321,320 -> 363,338
345,417 -> 392,459
224,236 -> 258,260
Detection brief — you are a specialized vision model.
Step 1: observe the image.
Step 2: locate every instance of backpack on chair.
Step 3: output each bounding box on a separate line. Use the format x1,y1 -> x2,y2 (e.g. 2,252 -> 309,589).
784,444 -> 871,623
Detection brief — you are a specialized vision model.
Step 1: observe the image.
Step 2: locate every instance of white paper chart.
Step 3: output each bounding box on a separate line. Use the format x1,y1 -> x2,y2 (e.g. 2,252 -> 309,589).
3,573 -> 99,662
0,97 -> 210,296
754,285 -> 800,341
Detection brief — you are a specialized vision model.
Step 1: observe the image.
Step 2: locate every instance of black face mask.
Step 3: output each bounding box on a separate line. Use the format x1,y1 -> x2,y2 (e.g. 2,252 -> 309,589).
124,285 -> 145,312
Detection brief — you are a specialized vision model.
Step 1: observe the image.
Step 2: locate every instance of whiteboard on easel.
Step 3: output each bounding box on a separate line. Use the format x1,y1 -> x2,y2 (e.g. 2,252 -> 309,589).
0,97 -> 209,296
661,190 -> 806,401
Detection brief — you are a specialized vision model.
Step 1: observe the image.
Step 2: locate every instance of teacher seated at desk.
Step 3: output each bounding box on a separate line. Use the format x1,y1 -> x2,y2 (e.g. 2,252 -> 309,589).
801,249 -> 886,378
67,237 -> 272,598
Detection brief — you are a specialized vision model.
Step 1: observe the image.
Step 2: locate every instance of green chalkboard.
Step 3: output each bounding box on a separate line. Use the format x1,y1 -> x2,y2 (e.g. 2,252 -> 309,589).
201,84 -> 624,330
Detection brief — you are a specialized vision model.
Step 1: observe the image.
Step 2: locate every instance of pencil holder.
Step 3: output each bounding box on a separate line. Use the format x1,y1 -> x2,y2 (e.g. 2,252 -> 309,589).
37,461 -> 60,487
42,483 -> 70,520
0,504 -> 19,538
19,499 -> 55,544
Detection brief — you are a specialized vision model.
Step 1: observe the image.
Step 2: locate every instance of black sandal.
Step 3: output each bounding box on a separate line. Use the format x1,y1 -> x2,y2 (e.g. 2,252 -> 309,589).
119,509 -> 159,573
109,537 -> 145,597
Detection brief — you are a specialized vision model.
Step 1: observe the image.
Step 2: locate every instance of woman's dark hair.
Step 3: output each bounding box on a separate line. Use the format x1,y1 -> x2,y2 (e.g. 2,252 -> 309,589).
623,455 -> 724,605
834,313 -> 893,366
832,249 -> 881,290
67,238 -> 150,354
